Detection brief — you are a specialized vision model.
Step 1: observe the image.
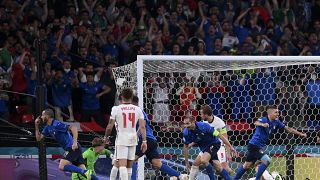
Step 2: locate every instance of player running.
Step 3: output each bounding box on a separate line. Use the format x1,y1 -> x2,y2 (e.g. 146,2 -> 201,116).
35,109 -> 98,180
234,105 -> 307,180
71,137 -> 113,180
104,88 -> 147,180
183,116 -> 237,180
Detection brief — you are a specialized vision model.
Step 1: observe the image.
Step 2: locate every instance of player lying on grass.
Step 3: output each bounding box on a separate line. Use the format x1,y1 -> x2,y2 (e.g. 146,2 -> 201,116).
183,116 -> 237,180
35,108 -> 98,180
234,105 -> 307,180
72,137 -> 113,180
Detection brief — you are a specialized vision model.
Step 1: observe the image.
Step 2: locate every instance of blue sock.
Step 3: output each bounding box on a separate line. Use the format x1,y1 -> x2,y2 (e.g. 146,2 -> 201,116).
220,169 -> 232,180
91,174 -> 99,180
256,163 -> 268,180
63,164 -> 86,175
132,162 -> 137,180
234,165 -> 246,180
160,164 -> 180,177
205,163 -> 216,180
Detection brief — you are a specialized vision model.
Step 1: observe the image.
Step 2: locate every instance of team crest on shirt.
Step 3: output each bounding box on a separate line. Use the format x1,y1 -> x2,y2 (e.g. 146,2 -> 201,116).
259,149 -> 264,154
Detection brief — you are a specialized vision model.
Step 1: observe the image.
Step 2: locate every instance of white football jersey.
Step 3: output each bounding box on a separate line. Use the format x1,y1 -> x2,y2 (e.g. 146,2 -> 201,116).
111,104 -> 144,146
204,116 -> 227,143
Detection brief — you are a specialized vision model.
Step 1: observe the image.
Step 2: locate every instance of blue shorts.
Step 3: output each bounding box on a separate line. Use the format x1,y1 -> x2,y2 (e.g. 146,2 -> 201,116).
63,143 -> 85,166
136,138 -> 160,162
245,144 -> 265,163
203,143 -> 221,161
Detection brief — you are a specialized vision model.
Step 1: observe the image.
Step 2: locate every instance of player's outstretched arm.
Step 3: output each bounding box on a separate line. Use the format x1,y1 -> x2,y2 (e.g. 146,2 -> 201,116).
34,117 -> 44,142
69,125 -> 78,150
218,134 -> 237,157
138,118 -> 147,153
284,126 -> 307,138
254,120 -> 269,128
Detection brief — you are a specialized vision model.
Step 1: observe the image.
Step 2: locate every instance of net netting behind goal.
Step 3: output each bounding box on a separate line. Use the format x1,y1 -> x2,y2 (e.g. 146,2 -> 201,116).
112,56 -> 320,180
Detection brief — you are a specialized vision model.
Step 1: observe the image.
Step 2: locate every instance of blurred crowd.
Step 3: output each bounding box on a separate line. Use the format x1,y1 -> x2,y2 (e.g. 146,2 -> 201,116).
0,0 -> 320,129
144,64 -> 320,131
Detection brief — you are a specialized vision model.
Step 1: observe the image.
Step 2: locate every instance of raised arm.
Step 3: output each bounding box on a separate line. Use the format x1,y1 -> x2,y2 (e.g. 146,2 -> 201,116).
284,127 -> 307,137
35,117 -> 44,142
254,120 -> 269,128
69,125 -> 79,150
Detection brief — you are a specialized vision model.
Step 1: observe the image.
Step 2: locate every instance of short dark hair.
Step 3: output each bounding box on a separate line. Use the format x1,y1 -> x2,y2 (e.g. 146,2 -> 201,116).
43,108 -> 54,118
132,95 -> 139,105
201,105 -> 213,116
91,137 -> 104,147
266,105 -> 278,111
121,88 -> 133,101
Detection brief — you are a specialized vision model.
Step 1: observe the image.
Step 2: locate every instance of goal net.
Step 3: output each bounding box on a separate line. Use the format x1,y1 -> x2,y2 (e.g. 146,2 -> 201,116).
112,56 -> 320,180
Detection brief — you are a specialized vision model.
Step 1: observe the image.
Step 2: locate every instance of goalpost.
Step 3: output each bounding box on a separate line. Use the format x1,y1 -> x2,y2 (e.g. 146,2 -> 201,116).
113,56 -> 320,180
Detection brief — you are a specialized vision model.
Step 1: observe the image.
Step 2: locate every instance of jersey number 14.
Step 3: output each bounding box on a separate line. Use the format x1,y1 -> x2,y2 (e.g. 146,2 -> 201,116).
122,113 -> 135,128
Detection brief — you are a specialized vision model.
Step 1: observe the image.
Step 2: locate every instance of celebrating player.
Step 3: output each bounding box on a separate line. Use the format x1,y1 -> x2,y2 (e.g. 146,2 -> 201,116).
35,109 -> 98,180
71,137 -> 113,180
183,116 -> 237,180
234,105 -> 307,180
200,105 -> 234,175
104,88 -> 147,180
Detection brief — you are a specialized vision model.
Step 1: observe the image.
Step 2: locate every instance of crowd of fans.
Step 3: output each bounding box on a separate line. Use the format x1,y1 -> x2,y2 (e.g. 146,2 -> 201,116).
0,0 -> 320,129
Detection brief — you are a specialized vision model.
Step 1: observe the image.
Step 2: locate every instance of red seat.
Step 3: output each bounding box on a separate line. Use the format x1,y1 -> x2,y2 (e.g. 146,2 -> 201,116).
16,105 -> 28,114
21,114 -> 34,123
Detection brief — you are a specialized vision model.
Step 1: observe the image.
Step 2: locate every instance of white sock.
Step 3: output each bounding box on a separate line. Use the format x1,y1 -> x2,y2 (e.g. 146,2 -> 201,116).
127,168 -> 132,179
119,166 -> 128,180
110,166 -> 118,180
189,166 -> 199,180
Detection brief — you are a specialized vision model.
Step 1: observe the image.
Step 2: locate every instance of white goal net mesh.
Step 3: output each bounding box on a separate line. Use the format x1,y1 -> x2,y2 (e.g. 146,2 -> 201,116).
113,57 -> 320,180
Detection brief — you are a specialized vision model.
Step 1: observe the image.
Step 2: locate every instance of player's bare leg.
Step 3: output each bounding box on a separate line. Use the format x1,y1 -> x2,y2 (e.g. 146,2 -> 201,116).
189,155 -> 201,180
210,159 -> 232,180
110,160 -> 119,180
118,159 -> 128,180
221,162 -> 235,175
127,160 -> 134,179
234,161 -> 254,180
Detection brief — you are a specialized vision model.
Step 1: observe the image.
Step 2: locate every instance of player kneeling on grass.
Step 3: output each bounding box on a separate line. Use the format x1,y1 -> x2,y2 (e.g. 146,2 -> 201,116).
35,109 -> 98,180
72,137 -> 113,180
183,116 -> 237,180
234,105 -> 307,180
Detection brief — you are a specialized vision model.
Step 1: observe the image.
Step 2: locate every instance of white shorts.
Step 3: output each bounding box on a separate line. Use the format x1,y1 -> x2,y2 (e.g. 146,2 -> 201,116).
115,145 -> 136,160
199,145 -> 227,163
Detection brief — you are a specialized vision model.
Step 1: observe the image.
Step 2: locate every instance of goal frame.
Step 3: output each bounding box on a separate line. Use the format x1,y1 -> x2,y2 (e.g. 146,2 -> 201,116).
135,55 -> 320,180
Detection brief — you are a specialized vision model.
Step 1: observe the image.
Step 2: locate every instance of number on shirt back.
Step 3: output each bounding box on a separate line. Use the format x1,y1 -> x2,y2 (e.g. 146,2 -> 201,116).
122,112 -> 135,128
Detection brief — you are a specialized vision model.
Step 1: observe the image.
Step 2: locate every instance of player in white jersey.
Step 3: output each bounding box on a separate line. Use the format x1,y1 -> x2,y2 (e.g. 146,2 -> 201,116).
104,88 -> 147,180
200,105 -> 234,175
186,105 -> 234,179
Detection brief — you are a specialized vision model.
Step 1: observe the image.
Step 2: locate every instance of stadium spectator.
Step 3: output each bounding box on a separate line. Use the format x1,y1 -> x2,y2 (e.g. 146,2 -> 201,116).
0,0 -> 319,134
76,72 -> 110,128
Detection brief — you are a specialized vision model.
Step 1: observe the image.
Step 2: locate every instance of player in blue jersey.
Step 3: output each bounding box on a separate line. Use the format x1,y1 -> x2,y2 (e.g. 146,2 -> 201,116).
234,105 -> 307,180
130,96 -> 188,180
35,109 -> 98,180
183,116 -> 237,180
